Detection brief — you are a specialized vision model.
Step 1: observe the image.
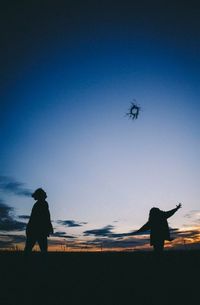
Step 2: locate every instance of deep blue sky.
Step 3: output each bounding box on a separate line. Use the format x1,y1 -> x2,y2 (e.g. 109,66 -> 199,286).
0,1 -> 200,250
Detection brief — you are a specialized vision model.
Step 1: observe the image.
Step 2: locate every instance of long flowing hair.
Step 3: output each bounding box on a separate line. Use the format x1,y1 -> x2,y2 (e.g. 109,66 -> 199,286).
149,207 -> 162,223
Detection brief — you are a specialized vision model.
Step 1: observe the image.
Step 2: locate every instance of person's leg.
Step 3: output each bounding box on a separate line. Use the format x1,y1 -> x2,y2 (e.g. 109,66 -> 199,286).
24,234 -> 36,253
38,236 -> 48,253
153,241 -> 164,255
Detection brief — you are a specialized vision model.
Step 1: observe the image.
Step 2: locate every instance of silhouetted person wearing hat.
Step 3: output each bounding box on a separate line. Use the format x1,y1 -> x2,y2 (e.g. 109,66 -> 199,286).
24,188 -> 53,253
136,203 -> 182,254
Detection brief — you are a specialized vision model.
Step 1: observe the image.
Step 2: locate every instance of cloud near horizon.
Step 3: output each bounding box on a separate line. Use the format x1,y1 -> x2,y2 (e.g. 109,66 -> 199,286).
86,236 -> 149,249
183,211 -> 200,226
0,200 -> 26,232
0,233 -> 26,249
53,231 -> 76,239
56,220 -> 87,227
83,225 -> 140,239
83,225 -> 114,237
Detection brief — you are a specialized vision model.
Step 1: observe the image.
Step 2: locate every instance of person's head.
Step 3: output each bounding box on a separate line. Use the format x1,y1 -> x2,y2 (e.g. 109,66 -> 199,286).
32,188 -> 47,201
149,207 -> 161,219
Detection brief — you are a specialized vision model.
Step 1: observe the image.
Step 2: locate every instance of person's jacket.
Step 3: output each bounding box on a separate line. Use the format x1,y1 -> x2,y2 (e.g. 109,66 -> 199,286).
26,200 -> 53,236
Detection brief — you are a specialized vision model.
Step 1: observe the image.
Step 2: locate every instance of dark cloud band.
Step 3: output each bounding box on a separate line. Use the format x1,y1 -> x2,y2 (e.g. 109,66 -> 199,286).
0,201 -> 26,232
0,176 -> 32,197
57,220 -> 87,227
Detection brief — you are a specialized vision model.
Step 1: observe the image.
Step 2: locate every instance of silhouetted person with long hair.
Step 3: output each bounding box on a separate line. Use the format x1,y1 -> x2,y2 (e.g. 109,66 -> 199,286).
24,188 -> 53,253
136,203 -> 182,254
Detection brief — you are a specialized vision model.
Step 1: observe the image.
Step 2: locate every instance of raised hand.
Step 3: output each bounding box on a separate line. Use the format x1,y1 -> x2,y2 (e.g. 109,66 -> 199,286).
176,203 -> 182,210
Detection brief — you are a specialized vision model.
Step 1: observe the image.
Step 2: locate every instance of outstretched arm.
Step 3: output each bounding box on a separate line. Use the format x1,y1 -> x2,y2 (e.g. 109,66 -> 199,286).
164,203 -> 182,219
135,221 -> 150,233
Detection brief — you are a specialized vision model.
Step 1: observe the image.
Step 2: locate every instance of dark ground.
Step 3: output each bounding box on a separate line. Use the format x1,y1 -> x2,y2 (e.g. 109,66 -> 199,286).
0,251 -> 200,305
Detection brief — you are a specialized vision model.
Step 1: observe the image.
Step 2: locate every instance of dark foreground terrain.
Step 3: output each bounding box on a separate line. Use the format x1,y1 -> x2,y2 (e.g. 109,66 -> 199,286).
0,251 -> 200,305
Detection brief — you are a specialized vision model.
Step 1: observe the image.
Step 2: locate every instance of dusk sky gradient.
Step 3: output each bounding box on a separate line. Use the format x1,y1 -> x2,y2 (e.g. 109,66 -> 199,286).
1,0 -> 200,250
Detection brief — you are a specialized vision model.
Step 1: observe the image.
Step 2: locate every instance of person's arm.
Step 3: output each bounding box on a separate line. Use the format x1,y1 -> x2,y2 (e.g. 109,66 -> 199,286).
164,203 -> 182,219
135,221 -> 150,233
49,220 -> 54,235
45,204 -> 54,235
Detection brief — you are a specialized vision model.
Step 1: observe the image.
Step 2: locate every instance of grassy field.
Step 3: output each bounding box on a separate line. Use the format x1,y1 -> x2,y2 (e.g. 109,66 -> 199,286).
0,251 -> 200,305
